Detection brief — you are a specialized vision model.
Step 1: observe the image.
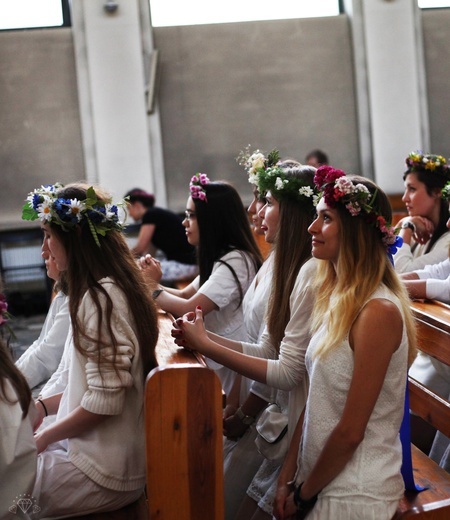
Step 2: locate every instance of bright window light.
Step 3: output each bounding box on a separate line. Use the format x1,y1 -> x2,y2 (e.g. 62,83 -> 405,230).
0,0 -> 63,30
149,0 -> 340,28
419,0 -> 450,6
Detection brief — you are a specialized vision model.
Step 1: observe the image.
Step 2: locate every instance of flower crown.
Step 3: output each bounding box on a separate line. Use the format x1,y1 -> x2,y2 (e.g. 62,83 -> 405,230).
22,184 -> 125,247
257,165 -> 319,207
405,151 -> 450,177
189,173 -> 210,202
443,180 -> 450,201
237,146 -> 280,187
314,166 -> 403,255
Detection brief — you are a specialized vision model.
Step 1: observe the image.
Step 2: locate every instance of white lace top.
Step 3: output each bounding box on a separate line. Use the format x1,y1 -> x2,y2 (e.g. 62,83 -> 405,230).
296,285 -> 408,502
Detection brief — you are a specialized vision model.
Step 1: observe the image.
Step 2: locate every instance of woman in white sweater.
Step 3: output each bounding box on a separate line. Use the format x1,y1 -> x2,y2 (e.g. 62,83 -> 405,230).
22,182 -> 159,518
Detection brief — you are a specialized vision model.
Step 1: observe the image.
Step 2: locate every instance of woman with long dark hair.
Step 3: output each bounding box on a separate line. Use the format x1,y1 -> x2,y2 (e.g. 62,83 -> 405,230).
171,164 -> 318,520
394,151 -> 450,272
142,174 -> 262,396
22,182 -> 158,517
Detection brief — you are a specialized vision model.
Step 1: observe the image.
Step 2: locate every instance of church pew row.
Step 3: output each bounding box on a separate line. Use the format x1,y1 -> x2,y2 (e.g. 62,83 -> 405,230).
394,300 -> 450,519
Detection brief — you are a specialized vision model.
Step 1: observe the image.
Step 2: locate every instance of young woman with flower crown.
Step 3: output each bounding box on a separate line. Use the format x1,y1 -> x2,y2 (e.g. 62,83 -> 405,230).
171,163 -> 318,520
142,175 -> 262,397
0,286 -> 37,517
21,183 -> 159,517
402,182 -> 450,469
394,151 -> 450,273
273,168 -> 416,520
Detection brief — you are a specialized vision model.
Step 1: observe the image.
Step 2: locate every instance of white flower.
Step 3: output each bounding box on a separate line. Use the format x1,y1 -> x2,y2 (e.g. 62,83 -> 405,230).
354,183 -> 370,196
248,173 -> 259,185
68,199 -> 86,221
275,177 -> 288,190
250,153 -> 265,171
37,199 -> 53,221
313,195 -> 320,206
299,186 -> 314,197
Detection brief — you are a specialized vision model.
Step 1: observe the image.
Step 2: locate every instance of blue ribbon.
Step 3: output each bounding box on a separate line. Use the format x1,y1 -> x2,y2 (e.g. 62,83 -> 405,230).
399,379 -> 427,492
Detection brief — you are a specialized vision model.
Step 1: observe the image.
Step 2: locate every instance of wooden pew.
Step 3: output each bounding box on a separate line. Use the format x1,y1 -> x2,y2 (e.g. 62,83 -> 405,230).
394,300 -> 450,519
145,310 -> 224,520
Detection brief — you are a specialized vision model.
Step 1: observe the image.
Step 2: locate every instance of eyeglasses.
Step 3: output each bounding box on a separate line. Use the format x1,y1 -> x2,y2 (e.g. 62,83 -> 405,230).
184,210 -> 196,221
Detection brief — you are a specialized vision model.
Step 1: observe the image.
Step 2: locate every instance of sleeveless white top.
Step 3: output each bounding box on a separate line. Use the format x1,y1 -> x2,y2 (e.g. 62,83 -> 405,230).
296,285 -> 408,503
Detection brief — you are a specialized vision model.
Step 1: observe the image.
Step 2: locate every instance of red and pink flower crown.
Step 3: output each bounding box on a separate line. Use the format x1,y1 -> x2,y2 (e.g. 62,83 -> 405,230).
314,166 -> 402,255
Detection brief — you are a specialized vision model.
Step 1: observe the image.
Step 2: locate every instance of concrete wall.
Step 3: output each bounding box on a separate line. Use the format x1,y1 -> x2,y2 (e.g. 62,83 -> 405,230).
0,28 -> 85,229
1,10 -> 449,227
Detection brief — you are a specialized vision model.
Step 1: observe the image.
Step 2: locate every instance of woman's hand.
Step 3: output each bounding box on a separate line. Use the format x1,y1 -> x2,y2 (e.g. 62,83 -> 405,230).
34,429 -> 50,454
173,307 -> 210,352
273,483 -> 296,520
223,411 -> 249,440
139,254 -> 163,283
410,216 -> 434,244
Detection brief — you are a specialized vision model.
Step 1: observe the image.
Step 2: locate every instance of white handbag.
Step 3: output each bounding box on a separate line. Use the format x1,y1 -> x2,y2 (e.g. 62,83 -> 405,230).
254,403 -> 289,462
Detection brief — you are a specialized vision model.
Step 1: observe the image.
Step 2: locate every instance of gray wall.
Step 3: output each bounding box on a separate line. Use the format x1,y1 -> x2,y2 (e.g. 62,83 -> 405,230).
0,11 -> 449,227
0,28 -> 85,230
154,15 -> 360,210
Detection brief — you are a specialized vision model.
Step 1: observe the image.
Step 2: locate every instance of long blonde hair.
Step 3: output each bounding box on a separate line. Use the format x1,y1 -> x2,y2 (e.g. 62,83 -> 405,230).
311,176 -> 417,365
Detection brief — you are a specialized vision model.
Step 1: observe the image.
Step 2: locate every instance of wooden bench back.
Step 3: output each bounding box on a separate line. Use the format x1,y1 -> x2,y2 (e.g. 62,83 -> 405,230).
394,300 -> 450,519
409,301 -> 450,438
145,364 -> 224,520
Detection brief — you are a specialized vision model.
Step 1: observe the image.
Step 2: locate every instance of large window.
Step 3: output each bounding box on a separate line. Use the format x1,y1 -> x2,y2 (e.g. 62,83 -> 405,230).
0,0 -> 70,30
149,0 -> 341,27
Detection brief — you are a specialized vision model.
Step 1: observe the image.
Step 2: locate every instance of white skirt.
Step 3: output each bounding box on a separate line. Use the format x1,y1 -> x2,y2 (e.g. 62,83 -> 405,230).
305,495 -> 399,520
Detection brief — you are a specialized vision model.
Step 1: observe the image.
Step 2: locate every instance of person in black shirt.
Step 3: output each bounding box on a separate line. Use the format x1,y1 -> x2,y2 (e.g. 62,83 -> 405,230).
125,188 -> 197,283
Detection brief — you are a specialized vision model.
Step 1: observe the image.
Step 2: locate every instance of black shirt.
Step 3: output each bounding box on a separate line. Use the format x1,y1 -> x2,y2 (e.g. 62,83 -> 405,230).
142,207 -> 196,265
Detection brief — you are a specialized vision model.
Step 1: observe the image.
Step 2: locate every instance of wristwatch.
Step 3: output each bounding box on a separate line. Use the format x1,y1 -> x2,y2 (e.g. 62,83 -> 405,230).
235,406 -> 254,425
401,221 -> 416,232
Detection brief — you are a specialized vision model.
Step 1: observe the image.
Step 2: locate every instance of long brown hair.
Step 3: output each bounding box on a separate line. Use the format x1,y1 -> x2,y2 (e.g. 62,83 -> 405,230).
51,183 -> 159,378
266,166 -> 316,349
0,283 -> 31,417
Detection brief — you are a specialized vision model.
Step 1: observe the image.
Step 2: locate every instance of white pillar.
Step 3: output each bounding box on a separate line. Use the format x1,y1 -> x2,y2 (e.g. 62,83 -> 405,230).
71,0 -> 166,205
344,0 -> 429,193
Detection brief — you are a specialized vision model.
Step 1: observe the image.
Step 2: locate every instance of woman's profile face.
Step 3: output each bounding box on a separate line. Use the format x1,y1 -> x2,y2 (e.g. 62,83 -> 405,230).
258,191 -> 279,244
402,172 -> 440,220
182,196 -> 200,246
41,224 -> 69,272
248,191 -> 266,236
308,198 -> 340,265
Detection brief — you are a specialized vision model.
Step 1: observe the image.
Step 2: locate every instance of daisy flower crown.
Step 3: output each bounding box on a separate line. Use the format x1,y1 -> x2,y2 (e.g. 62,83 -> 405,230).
405,151 -> 450,178
314,166 -> 403,255
237,145 -> 280,187
22,184 -> 125,247
189,173 -> 210,202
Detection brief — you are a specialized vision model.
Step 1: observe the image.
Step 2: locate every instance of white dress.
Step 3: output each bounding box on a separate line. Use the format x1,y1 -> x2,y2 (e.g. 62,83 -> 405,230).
192,249 -> 257,397
296,286 -> 408,520
223,254 -> 274,520
241,258 -> 317,515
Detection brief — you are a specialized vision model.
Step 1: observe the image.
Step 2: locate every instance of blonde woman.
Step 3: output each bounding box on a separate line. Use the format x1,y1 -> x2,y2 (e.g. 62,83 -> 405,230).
274,168 -> 416,520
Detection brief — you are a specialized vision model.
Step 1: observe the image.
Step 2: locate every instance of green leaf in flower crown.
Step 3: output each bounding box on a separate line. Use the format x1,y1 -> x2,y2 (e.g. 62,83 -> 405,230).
21,203 -> 38,221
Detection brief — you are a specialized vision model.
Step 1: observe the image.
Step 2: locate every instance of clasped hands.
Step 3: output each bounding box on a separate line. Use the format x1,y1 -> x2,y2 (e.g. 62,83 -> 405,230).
171,306 -> 208,351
